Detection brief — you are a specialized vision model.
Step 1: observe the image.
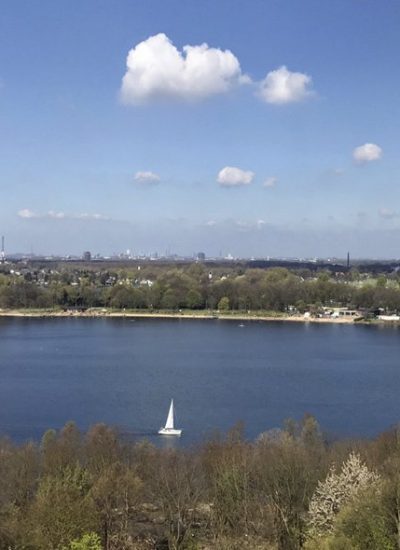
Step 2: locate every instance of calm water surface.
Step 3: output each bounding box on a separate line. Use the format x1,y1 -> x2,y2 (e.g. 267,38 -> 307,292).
0,317 -> 399,444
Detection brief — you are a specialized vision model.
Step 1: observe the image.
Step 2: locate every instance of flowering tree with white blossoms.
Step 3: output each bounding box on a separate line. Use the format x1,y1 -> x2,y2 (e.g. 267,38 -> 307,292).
307,452 -> 380,537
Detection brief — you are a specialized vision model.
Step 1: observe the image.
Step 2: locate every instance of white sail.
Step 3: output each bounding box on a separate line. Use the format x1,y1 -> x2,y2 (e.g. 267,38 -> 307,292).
164,399 -> 174,430
158,398 -> 182,436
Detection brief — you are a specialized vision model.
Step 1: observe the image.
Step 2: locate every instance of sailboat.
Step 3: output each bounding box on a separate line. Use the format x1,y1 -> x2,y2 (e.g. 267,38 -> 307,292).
158,399 -> 182,436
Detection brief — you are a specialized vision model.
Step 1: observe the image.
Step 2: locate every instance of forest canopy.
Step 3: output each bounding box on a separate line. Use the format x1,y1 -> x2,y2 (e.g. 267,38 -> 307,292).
0,418 -> 399,549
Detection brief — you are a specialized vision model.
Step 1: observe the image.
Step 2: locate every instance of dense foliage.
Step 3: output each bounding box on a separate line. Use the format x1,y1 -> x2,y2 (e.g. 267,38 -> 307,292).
1,419 -> 400,549
1,261 -> 400,313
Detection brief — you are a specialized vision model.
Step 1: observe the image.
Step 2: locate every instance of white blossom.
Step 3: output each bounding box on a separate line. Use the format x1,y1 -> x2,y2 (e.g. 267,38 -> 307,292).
308,453 -> 380,536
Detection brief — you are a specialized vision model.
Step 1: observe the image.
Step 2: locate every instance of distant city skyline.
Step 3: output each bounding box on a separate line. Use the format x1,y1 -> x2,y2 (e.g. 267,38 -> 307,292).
1,238 -> 397,264
1,1 -> 399,257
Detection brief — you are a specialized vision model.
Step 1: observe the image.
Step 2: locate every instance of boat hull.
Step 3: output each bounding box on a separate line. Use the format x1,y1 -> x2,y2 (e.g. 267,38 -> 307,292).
158,428 -> 182,436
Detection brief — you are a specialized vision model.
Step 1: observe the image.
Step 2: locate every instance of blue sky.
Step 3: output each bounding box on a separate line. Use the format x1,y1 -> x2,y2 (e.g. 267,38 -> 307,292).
1,0 -> 399,258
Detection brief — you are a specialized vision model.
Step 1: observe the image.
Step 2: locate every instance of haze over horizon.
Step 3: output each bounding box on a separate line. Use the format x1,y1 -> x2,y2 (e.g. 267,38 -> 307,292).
1,1 -> 399,258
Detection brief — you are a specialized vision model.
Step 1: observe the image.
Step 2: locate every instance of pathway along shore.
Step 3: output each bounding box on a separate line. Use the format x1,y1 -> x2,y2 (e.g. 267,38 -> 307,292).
0,308 -> 387,325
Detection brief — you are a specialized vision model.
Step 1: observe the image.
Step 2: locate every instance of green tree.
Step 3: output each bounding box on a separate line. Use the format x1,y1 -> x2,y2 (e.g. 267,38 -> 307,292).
68,532 -> 102,550
218,296 -> 230,311
30,466 -> 97,549
160,289 -> 179,309
377,275 -> 387,288
186,289 -> 204,309
334,486 -> 395,550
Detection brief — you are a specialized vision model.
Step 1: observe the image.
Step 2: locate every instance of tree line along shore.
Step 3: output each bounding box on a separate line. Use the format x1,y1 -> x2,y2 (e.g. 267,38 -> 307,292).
1,261 -> 400,321
0,417 -> 400,549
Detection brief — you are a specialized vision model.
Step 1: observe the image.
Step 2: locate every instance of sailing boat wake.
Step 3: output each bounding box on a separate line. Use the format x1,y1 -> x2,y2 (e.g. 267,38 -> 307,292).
158,399 -> 182,436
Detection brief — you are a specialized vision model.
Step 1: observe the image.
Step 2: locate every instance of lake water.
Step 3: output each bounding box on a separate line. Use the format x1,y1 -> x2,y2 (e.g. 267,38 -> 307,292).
0,317 -> 399,445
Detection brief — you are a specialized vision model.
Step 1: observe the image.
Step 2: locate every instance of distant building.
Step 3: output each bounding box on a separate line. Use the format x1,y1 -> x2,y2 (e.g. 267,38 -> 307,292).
1,236 -> 5,263
82,251 -> 91,261
197,252 -> 206,261
331,308 -> 360,318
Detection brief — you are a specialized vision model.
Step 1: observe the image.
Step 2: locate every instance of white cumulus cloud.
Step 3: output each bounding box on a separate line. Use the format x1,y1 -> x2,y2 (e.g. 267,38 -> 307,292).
120,33 -> 248,104
134,171 -> 161,184
258,65 -> 313,104
217,166 -> 255,187
353,143 -> 382,163
263,176 -> 277,188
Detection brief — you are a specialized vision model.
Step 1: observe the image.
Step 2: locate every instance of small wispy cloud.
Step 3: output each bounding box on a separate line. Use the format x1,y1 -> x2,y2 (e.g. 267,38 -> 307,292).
47,210 -> 66,219
236,219 -> 267,230
75,213 -> 110,220
18,208 -> 37,219
18,209 -> 109,221
205,219 -> 268,232
134,171 -> 161,185
263,176 -> 277,188
379,207 -> 398,220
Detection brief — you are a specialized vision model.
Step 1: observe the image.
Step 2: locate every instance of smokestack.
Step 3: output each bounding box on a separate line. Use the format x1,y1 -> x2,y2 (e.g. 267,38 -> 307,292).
1,236 -> 4,263
347,251 -> 350,269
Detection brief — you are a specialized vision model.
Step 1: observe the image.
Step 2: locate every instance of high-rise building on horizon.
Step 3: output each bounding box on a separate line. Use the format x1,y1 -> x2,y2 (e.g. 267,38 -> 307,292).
1,236 -> 5,263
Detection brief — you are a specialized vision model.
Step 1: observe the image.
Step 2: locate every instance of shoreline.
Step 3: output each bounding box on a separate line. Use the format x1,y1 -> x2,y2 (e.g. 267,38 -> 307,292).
0,308 -> 381,325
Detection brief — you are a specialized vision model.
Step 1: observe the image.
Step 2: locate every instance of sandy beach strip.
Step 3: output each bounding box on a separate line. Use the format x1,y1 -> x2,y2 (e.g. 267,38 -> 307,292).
0,308 -> 368,324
